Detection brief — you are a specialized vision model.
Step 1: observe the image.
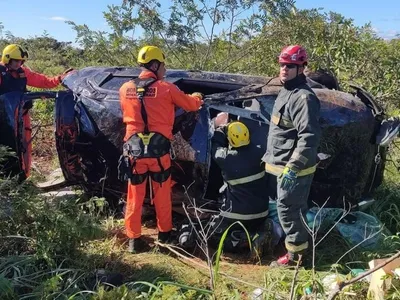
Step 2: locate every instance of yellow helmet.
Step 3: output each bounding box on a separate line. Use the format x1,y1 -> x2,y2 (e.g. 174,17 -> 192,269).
1,44 -> 29,64
137,46 -> 165,64
227,121 -> 250,148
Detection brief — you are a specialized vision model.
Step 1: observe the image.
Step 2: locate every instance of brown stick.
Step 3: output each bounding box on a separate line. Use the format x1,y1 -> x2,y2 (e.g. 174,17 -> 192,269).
327,251 -> 400,300
289,254 -> 302,300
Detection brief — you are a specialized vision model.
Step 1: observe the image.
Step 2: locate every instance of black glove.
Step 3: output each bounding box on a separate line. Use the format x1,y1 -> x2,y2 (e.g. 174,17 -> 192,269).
117,155 -> 132,182
58,68 -> 76,83
63,67 -> 75,74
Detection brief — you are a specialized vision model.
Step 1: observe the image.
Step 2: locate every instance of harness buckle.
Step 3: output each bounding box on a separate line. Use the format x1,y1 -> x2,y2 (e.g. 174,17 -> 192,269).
137,132 -> 155,155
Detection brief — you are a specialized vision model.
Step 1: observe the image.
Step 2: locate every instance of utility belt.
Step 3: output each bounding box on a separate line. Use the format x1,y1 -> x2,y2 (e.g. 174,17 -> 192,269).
118,131 -> 171,185
124,132 -> 171,158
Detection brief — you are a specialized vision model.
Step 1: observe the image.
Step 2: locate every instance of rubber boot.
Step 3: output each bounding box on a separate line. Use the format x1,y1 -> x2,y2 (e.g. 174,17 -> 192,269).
158,231 -> 172,244
128,238 -> 149,253
270,251 -> 309,267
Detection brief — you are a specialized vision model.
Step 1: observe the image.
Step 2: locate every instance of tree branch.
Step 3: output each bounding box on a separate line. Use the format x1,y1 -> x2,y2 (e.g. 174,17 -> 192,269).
218,37 -> 266,72
289,254 -> 302,300
200,0 -> 220,69
327,250 -> 400,300
156,30 -> 185,66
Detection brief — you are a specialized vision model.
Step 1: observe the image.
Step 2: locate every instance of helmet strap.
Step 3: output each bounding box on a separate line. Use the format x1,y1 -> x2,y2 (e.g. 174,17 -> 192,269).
7,59 -> 24,70
154,61 -> 160,75
295,63 -> 306,77
142,60 -> 160,77
296,65 -> 301,77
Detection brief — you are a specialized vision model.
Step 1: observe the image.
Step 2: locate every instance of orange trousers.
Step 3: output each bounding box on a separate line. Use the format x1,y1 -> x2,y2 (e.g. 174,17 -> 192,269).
125,153 -> 172,239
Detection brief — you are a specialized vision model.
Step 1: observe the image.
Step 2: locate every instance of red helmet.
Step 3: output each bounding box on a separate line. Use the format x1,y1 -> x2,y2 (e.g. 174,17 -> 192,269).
278,45 -> 308,65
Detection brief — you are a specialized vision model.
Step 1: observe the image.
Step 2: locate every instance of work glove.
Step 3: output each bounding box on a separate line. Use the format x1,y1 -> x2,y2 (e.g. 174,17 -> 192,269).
279,166 -> 298,192
192,92 -> 204,100
63,67 -> 75,74
117,155 -> 132,182
58,68 -> 76,83
214,112 -> 229,128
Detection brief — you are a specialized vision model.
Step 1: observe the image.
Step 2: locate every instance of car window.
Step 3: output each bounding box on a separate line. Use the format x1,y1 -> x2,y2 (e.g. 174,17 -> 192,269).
98,75 -> 183,91
257,95 -> 276,120
100,76 -> 133,91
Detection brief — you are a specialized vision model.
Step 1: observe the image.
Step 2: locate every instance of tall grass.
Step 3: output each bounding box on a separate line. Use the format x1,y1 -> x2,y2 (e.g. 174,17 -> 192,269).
0,146 -> 215,299
1,134 -> 400,299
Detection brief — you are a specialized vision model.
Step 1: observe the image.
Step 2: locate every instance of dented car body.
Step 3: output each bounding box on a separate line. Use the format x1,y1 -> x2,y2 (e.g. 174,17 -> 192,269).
0,67 -> 398,210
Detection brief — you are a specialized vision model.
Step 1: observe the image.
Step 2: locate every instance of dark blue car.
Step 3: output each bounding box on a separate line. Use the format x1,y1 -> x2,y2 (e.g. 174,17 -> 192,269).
0,67 -> 398,211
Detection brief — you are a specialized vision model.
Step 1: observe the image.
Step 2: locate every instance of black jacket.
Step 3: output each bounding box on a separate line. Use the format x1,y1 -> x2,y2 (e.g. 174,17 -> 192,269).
211,124 -> 269,220
263,74 -> 321,176
0,65 -> 27,95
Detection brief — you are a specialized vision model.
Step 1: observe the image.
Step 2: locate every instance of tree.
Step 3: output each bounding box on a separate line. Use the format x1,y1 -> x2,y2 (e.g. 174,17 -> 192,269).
67,0 -> 296,69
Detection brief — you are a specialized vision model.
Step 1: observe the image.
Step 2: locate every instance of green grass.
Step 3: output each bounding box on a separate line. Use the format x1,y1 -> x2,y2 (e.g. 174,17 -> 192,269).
1,140 -> 400,299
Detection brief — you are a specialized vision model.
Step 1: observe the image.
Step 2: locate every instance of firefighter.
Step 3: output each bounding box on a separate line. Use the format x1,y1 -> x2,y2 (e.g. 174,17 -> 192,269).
0,44 -> 74,178
207,115 -> 270,254
262,45 -> 321,266
0,44 -> 73,94
119,45 -> 204,253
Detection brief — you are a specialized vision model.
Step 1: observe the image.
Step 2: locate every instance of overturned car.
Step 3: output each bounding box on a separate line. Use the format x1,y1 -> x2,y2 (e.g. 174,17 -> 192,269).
0,67 -> 399,211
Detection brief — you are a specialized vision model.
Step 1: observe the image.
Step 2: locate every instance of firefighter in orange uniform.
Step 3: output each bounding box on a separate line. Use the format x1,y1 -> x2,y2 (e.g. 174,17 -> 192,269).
0,44 -> 74,178
119,46 -> 204,253
0,44 -> 72,93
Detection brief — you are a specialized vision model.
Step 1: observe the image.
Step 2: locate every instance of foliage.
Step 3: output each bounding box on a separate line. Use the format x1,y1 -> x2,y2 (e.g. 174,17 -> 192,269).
62,1 -> 400,110
1,0 -> 400,298
1,1 -> 400,109
0,146 -> 218,299
371,140 -> 400,235
0,171 -> 104,263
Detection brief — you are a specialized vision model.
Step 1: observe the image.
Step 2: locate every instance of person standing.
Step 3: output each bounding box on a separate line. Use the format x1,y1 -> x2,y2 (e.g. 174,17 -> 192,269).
262,45 -> 321,266
0,44 -> 72,94
0,44 -> 73,178
119,45 -> 203,253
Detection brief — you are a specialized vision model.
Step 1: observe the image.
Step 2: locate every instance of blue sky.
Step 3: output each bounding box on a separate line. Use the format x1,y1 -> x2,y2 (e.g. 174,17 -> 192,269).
1,0 -> 400,43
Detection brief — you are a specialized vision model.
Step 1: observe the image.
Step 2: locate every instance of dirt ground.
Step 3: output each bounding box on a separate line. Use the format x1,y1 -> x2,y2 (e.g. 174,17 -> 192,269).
108,215 -> 278,292
31,147 -> 282,270
28,138 -> 288,297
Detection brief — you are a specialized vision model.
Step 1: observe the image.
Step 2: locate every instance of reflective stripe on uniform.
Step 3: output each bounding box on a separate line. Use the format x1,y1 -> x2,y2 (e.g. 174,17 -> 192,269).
226,171 -> 265,186
271,115 -> 279,125
271,114 -> 294,128
220,209 -> 269,221
265,163 -> 316,177
285,240 -> 309,253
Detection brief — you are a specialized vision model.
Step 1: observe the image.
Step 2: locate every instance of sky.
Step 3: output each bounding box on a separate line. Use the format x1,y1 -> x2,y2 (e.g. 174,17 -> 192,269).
1,0 -> 400,43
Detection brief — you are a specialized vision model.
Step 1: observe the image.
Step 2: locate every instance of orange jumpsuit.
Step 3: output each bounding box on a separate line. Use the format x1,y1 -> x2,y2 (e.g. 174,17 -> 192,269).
0,63 -> 63,177
23,66 -> 63,88
119,70 -> 203,239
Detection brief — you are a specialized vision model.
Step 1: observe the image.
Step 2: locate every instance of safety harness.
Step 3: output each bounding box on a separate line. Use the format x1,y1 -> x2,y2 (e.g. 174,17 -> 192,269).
0,65 -> 28,95
118,77 -> 171,186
